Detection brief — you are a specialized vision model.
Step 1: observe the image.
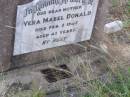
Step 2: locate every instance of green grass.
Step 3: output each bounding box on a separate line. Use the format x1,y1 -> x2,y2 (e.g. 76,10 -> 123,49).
83,67 -> 130,97
6,89 -> 45,97
112,0 -> 118,7
32,89 -> 45,97
111,0 -> 130,28
123,0 -> 130,28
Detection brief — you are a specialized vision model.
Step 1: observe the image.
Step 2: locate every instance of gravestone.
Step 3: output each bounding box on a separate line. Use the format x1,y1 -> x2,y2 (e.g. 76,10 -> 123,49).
0,0 -> 99,72
14,0 -> 99,55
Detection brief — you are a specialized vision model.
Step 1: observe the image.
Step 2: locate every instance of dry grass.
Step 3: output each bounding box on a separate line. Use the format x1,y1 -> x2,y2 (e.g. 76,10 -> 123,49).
0,0 -> 130,97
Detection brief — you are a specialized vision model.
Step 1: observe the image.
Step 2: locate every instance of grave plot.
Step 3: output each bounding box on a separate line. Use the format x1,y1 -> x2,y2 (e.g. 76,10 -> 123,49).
2,46 -> 110,97
1,0 -> 130,97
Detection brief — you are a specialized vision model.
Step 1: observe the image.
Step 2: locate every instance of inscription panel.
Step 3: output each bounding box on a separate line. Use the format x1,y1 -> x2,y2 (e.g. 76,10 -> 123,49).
14,0 -> 99,55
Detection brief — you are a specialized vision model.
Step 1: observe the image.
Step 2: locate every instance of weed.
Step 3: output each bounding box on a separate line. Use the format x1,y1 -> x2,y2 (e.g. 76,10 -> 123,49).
123,0 -> 130,28
112,0 -> 118,7
83,67 -> 130,97
32,89 -> 45,97
6,89 -> 45,97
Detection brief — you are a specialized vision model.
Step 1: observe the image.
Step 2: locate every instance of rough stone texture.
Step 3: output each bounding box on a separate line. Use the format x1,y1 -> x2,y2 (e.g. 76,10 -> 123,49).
0,0 -> 33,71
0,0 -> 89,72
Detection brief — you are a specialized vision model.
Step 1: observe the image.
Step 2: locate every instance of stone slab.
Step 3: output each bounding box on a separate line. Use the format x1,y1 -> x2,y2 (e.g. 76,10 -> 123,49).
0,0 -> 100,71
13,0 -> 99,55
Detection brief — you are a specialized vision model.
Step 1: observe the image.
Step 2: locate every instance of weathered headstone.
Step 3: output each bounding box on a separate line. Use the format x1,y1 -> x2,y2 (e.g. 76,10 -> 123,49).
0,0 -> 99,72
14,0 -> 99,55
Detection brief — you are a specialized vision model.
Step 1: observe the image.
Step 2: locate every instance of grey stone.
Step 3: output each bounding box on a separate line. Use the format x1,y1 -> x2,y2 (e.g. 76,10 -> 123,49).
13,0 -> 99,55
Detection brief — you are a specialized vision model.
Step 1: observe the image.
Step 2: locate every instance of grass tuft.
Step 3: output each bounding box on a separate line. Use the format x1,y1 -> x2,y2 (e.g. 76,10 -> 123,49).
83,67 -> 130,97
